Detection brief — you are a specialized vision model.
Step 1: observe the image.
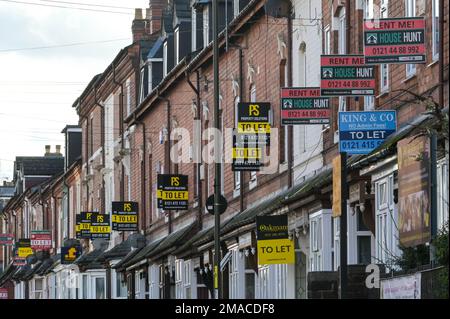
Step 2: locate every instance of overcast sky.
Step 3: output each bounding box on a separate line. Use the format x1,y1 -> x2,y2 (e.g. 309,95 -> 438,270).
0,0 -> 148,182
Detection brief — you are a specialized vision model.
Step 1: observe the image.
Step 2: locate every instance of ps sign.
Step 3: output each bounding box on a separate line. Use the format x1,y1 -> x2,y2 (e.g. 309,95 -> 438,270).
338,111 -> 397,154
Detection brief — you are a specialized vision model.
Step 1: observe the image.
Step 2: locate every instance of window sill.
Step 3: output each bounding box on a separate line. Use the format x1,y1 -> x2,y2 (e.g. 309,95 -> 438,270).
376,91 -> 389,99
233,188 -> 240,199
402,74 -> 417,84
279,162 -> 288,173
427,59 -> 439,68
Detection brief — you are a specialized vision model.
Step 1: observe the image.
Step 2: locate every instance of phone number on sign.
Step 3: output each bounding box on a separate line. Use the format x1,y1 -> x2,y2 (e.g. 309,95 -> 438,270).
341,140 -> 384,150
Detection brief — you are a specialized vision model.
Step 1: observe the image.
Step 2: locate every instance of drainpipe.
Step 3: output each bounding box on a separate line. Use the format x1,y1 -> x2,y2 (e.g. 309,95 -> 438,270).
51,188 -> 57,251
63,175 -> 70,240
287,10 -> 293,188
439,0 -> 445,111
39,188 -> 45,230
133,113 -> 147,234
94,85 -> 106,214
157,91 -> 172,234
186,70 -> 203,229
80,113 -> 90,211
238,47 -> 246,211
113,62 -> 125,203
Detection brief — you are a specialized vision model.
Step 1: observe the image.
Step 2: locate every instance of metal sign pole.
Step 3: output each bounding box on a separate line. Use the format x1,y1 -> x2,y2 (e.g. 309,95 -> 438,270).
340,152 -> 348,299
212,0 -> 222,299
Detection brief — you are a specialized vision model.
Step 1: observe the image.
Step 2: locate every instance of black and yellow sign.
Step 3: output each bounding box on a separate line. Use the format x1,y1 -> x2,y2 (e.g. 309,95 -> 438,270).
76,212 -> 94,239
17,238 -> 33,258
233,103 -> 270,172
237,102 -> 271,145
157,174 -> 189,210
256,215 -> 294,265
90,213 -> 111,240
61,244 -> 82,264
232,130 -> 262,171
112,201 -> 139,231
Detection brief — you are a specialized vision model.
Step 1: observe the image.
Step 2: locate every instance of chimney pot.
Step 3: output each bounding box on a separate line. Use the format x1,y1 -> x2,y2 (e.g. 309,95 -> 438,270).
45,145 -> 51,154
135,8 -> 143,19
56,145 -> 61,154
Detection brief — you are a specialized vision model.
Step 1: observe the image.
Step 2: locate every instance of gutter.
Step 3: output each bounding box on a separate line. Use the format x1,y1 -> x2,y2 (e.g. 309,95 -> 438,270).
62,175 -> 70,241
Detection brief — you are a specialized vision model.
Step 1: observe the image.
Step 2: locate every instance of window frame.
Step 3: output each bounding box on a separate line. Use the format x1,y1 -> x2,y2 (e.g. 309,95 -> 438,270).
432,0 -> 440,61
405,0 -> 417,77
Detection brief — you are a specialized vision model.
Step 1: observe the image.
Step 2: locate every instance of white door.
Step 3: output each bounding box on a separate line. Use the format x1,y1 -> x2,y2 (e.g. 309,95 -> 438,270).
374,173 -> 399,270
91,275 -> 106,299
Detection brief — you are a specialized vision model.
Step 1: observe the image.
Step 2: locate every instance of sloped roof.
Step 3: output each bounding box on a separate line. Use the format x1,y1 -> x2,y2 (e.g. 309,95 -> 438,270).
0,187 -> 14,197
15,156 -> 64,176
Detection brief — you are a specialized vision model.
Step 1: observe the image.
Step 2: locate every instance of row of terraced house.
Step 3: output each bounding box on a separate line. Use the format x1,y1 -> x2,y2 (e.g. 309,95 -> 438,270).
1,0 -> 448,299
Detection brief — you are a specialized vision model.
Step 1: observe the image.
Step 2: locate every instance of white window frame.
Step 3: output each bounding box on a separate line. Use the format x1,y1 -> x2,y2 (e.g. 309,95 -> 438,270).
274,264 -> 287,299
174,26 -> 180,65
203,6 -> 209,47
229,247 -> 241,298
374,173 -> 400,270
379,0 -> 389,93
126,78 -> 131,116
437,159 -> 449,230
175,259 -> 184,299
338,8 -> 346,54
183,260 -> 193,299
233,0 -> 240,17
405,0 -> 416,77
114,271 -> 127,299
257,265 -> 270,299
148,264 -> 160,299
364,0 -> 374,19
91,274 -> 106,299
364,96 -> 375,111
324,25 -> 331,55
139,67 -> 146,104
163,41 -> 168,77
432,0 -> 440,61
309,210 -> 332,271
192,7 -> 197,51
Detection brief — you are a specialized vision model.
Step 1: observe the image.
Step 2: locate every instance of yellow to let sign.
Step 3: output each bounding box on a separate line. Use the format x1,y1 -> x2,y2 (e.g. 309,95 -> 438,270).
237,122 -> 271,134
157,190 -> 188,200
18,247 -> 33,258
90,226 -> 110,234
112,215 -> 138,223
257,238 -> 295,265
232,148 -> 261,159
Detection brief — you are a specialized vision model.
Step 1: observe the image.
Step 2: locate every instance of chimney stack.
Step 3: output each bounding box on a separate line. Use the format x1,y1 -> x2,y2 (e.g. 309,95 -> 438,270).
45,145 -> 51,155
148,0 -> 164,35
132,8 -> 148,43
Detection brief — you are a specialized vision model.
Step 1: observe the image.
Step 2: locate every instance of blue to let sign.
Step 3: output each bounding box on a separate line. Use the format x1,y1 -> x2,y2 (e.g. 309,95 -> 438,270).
338,111 -> 397,154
